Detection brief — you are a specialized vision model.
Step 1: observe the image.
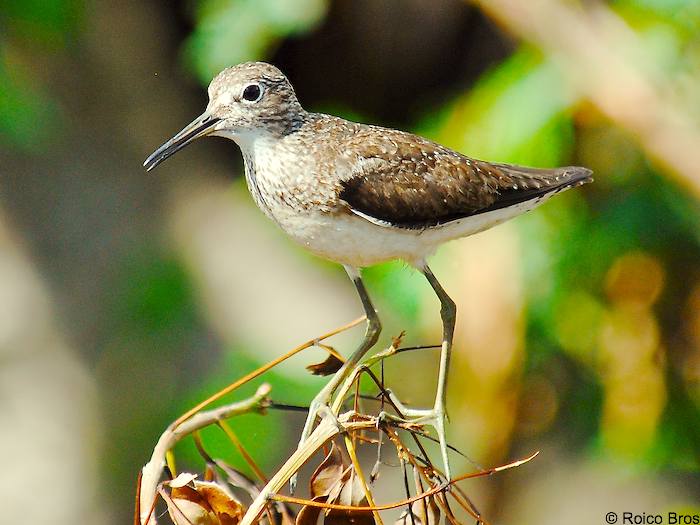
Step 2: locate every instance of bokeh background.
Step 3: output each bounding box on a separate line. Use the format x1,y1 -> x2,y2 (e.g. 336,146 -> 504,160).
2,0 -> 700,523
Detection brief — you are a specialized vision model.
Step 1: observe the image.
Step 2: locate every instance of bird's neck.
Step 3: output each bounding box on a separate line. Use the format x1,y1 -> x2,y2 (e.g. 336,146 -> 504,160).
232,130 -> 279,157
236,134 -> 278,220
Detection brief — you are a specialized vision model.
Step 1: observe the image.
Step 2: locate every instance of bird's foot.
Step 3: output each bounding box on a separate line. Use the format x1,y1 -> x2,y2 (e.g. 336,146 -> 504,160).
377,391 -> 451,482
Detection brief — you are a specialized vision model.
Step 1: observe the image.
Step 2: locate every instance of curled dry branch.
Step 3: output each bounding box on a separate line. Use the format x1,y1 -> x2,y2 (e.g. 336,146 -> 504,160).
139,384 -> 272,525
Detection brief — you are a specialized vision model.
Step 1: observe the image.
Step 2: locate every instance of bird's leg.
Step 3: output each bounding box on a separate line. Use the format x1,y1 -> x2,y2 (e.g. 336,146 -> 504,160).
424,263 -> 456,481
300,267 -> 381,433
376,264 -> 455,481
291,265 -> 381,492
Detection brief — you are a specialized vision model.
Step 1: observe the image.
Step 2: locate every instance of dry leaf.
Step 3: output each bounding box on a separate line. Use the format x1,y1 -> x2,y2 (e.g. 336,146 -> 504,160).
168,480 -> 244,525
166,496 -> 219,525
306,354 -> 344,376
296,494 -> 374,525
394,499 -> 441,525
325,510 -> 374,525
336,470 -> 366,507
198,482 -> 244,525
295,496 -> 326,525
167,485 -> 217,525
169,472 -> 198,488
324,468 -> 373,525
391,331 -> 406,349
275,504 -> 298,525
310,443 -> 345,498
322,466 -> 350,514
298,442 -> 374,525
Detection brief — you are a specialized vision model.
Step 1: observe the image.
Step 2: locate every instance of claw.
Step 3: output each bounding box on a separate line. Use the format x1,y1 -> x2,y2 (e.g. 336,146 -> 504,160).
375,410 -> 391,430
375,403 -> 451,482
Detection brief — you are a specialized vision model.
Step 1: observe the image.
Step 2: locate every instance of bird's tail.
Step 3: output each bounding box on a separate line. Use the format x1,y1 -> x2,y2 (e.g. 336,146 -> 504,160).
494,163 -> 594,188
479,163 -> 593,213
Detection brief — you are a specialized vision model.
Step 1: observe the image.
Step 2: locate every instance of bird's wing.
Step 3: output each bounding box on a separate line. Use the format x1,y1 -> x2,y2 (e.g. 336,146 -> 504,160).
339,128 -> 592,229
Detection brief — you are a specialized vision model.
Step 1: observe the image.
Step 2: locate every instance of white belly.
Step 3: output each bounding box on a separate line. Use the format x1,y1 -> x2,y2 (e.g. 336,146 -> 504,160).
272,196 -> 549,268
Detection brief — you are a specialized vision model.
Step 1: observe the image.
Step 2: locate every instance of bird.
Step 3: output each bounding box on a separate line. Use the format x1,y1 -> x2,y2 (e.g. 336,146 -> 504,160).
144,61 -> 592,484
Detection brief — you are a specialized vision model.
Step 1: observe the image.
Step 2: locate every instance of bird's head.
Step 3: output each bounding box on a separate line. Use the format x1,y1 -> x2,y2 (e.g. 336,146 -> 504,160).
144,62 -> 304,171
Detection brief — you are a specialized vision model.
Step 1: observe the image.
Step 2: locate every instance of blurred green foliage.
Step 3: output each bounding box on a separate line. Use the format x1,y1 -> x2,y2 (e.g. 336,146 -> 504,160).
3,0 -> 700,520
0,0 -> 83,148
0,57 -> 58,150
0,0 -> 82,43
185,0 -> 328,83
0,0 -> 79,149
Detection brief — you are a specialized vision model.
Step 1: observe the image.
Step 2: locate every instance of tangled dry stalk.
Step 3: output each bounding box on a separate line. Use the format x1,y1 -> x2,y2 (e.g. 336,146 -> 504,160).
136,318 -> 538,525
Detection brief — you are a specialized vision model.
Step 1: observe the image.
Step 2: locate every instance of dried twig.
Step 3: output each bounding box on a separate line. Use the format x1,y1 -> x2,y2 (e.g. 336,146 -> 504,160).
137,321 -> 539,525
173,316 -> 365,428
139,384 -> 271,525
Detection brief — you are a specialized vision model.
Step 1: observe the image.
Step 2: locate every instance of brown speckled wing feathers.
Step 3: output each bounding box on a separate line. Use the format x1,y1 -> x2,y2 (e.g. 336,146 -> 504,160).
339,129 -> 591,228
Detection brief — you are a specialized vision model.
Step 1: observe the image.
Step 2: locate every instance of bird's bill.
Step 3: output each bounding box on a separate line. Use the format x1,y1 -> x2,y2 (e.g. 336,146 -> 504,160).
143,112 -> 220,172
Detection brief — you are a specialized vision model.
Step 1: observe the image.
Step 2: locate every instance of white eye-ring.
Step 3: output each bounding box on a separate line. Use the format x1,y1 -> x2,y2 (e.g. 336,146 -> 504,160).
241,83 -> 264,103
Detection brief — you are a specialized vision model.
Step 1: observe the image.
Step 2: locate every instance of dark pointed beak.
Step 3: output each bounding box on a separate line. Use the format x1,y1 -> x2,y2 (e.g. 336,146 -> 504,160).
143,113 -> 220,172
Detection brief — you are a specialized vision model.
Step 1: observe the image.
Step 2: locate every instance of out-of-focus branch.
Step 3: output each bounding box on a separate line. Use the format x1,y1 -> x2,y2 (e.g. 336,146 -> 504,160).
473,0 -> 700,196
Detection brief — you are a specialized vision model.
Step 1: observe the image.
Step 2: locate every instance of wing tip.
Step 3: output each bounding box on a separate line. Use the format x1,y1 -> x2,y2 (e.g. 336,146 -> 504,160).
561,166 -> 594,185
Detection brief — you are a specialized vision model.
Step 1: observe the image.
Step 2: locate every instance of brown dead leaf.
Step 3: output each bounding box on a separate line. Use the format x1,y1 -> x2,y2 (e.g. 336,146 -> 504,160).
325,510 -> 374,525
167,484 -> 217,525
306,354 -> 344,376
336,470 -> 366,507
166,496 -> 219,525
324,468 -> 372,525
391,332 -> 406,349
168,480 -> 244,525
310,443 -> 345,498
296,495 -> 374,525
394,498 -> 440,525
198,482 -> 244,525
295,496 -> 326,525
324,465 -> 351,510
297,442 -> 375,525
275,504 -> 298,525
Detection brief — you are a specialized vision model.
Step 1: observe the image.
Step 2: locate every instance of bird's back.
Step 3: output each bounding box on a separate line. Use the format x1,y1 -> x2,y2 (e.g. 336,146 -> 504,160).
301,116 -> 593,229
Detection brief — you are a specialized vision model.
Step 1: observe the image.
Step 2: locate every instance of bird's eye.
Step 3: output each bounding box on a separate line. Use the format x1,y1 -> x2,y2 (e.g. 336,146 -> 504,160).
241,83 -> 263,102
